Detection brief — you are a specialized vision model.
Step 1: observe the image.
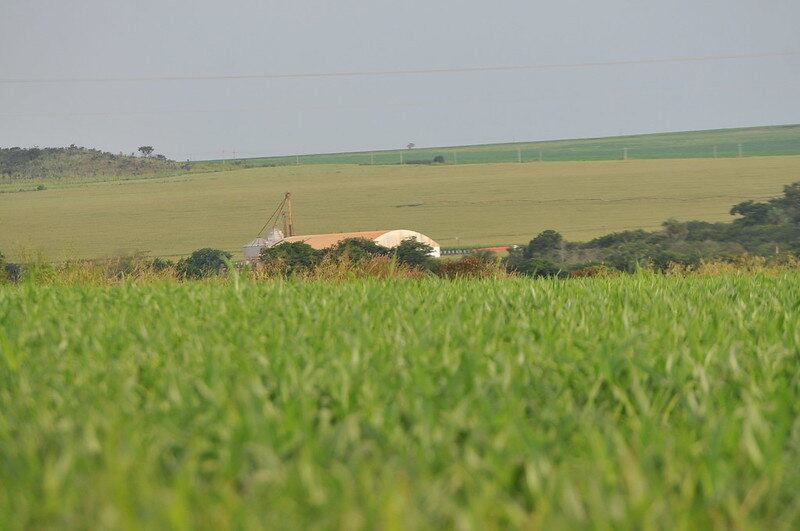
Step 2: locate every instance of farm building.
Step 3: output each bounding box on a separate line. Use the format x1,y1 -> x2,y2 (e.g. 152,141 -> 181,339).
243,229 -> 441,260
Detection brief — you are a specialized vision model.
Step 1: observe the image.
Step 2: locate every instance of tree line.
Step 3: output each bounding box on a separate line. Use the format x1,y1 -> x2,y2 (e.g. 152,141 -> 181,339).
507,181 -> 800,276
2,180 -> 799,282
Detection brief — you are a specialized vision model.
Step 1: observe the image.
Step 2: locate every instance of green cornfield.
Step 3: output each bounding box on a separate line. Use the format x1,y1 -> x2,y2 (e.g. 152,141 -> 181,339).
2,275 -> 800,529
214,124 -> 800,166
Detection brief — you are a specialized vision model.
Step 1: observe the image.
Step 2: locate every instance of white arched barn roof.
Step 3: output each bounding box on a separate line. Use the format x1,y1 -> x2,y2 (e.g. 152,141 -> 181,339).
280,229 -> 441,257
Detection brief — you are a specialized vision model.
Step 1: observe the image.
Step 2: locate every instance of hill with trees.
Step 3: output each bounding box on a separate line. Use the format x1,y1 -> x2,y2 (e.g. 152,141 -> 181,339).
0,145 -> 184,181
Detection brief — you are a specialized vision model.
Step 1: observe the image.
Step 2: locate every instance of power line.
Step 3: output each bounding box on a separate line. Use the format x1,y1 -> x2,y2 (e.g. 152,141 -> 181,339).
0,100 -> 437,118
5,80 -> 800,119
1,50 -> 797,84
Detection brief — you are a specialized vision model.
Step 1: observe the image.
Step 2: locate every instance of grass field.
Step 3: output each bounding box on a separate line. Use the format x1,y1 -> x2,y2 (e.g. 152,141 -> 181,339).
2,156 -> 800,260
215,124 -> 800,166
2,275 -> 800,528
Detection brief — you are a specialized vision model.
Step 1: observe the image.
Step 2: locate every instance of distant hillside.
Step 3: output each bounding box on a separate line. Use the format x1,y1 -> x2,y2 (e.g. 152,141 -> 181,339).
0,146 -> 184,180
206,124 -> 800,166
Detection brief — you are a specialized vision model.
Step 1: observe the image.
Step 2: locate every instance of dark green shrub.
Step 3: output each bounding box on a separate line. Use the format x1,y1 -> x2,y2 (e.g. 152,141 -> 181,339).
394,238 -> 437,271
524,230 -> 563,259
326,238 -> 390,262
178,248 -> 232,279
260,242 -> 322,274
4,263 -> 22,283
151,258 -> 174,272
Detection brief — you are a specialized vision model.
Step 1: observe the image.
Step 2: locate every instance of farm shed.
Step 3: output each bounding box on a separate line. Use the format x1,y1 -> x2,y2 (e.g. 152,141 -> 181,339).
244,229 -> 441,259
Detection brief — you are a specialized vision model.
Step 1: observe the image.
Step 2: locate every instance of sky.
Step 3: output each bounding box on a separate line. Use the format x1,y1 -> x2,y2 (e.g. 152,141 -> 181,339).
1,0 -> 799,161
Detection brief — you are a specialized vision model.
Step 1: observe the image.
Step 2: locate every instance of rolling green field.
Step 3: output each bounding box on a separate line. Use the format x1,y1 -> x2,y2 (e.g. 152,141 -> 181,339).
2,156 -> 800,260
2,275 -> 800,528
217,124 -> 800,166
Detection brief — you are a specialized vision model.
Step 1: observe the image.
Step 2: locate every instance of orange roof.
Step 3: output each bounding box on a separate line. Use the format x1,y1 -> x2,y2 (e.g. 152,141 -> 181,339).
280,231 -> 389,250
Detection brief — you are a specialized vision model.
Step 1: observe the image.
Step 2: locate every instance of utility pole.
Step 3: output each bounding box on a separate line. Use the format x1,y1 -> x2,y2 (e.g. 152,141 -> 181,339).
400,151 -> 404,164
517,147 -> 522,163
453,151 -> 458,164
539,150 -> 543,162
738,143 -> 743,158
623,147 -> 628,161
713,146 -> 718,159
296,155 -> 300,165
370,152 -> 374,165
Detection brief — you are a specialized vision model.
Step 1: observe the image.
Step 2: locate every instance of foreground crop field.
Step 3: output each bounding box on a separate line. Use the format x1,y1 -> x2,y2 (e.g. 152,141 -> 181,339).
3,156 -> 800,260
2,275 -> 800,528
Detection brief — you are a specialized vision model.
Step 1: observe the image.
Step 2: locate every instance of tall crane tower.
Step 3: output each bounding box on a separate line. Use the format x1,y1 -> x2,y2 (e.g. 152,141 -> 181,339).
281,192 -> 294,237
256,191 -> 294,240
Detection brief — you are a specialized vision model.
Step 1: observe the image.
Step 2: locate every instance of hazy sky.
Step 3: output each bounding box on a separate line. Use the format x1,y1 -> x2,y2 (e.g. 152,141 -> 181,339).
2,0 -> 799,160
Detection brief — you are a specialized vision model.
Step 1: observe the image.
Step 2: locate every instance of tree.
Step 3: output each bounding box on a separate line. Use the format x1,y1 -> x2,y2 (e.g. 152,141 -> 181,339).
730,200 -> 779,225
662,218 -> 688,239
406,142 -> 415,150
394,238 -> 435,270
523,230 -> 563,259
327,238 -> 390,262
604,242 -> 654,273
138,146 -> 154,157
772,182 -> 800,223
260,242 -> 322,274
177,248 -> 232,278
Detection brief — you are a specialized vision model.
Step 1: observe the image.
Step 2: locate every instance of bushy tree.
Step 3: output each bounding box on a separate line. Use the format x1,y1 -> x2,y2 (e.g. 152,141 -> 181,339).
151,257 -> 174,272
523,230 -> 563,259
730,200 -> 781,226
395,238 -> 436,270
503,245 -> 527,273
662,218 -> 689,240
177,248 -> 232,278
586,229 -> 651,248
260,242 -> 322,274
773,182 -> 800,223
138,146 -> 154,157
327,238 -> 390,262
604,242 -> 655,273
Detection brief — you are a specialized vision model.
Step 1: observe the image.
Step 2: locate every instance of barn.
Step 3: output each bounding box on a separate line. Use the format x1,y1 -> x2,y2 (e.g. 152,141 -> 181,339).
243,229 -> 440,260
